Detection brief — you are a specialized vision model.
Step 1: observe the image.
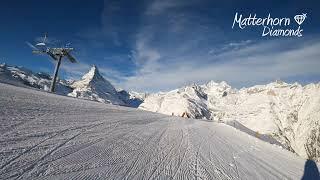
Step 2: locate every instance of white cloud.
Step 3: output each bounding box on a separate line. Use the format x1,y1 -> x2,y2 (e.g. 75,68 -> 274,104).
146,0 -> 187,16
208,40 -> 253,55
106,0 -> 320,92
119,38 -> 320,92
70,0 -> 320,93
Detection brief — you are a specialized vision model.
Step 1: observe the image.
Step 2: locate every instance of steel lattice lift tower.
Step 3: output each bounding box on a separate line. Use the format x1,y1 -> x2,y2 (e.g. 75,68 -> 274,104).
27,33 -> 77,92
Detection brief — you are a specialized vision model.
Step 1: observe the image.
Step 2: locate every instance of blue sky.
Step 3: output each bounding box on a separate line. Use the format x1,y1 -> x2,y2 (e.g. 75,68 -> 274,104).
0,0 -> 319,92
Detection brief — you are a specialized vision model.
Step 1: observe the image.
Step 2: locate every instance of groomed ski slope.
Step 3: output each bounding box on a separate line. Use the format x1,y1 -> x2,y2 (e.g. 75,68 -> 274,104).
0,83 -> 318,179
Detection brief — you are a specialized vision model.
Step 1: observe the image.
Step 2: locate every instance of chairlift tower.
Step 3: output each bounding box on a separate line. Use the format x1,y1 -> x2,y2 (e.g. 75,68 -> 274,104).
28,34 -> 77,92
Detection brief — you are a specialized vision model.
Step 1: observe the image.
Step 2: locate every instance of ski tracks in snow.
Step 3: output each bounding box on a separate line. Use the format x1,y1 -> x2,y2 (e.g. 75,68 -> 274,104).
0,83 -> 311,179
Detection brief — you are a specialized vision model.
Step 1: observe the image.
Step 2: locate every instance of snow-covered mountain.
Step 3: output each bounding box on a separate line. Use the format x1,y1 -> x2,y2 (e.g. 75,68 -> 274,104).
68,65 -> 126,105
117,89 -> 147,108
139,81 -> 236,119
0,63 -> 144,107
68,65 -> 146,106
0,63 -> 72,95
139,80 -> 320,162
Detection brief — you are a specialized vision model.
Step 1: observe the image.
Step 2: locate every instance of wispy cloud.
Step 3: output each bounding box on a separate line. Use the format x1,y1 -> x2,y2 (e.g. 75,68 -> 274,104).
119,37 -> 320,92
68,0 -> 320,92
146,0 -> 183,16
208,40 -> 253,55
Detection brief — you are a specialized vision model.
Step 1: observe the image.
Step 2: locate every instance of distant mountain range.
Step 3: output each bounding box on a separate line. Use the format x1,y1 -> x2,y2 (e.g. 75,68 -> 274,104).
0,63 -> 145,107
1,62 -> 319,162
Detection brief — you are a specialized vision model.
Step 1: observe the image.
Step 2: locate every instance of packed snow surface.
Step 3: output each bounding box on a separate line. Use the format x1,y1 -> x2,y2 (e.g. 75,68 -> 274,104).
0,83 -> 318,179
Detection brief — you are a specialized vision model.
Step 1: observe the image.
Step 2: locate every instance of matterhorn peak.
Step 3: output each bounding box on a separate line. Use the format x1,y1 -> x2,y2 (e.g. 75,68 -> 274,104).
71,65 -> 112,89
68,65 -> 125,105
81,65 -> 103,82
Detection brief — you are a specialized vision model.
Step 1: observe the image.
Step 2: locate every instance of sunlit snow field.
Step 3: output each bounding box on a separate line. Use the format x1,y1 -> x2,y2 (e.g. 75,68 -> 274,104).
0,83 -> 318,179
